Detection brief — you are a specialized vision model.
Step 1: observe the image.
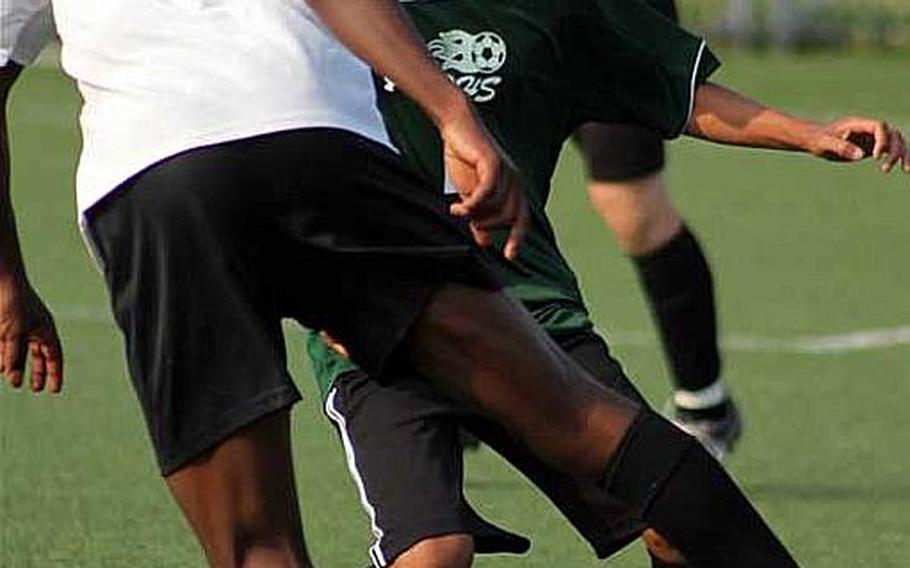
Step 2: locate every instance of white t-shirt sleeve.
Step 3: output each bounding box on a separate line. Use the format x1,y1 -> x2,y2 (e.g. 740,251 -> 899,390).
1,0 -> 56,67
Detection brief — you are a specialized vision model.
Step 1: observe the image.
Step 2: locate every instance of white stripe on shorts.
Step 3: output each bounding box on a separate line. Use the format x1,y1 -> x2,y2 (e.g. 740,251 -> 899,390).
325,387 -> 389,567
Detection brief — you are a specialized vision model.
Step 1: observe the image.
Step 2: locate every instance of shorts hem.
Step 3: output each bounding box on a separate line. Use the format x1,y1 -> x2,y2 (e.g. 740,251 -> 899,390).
157,383 -> 302,477
365,247 -> 502,379
376,517 -> 530,567
586,159 -> 665,183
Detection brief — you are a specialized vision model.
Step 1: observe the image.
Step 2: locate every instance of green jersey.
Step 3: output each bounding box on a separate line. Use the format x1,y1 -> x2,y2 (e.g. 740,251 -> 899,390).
307,0 -> 720,398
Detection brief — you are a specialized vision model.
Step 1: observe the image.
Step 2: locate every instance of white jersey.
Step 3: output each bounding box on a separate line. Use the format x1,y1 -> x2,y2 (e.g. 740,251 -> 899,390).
2,0 -> 393,215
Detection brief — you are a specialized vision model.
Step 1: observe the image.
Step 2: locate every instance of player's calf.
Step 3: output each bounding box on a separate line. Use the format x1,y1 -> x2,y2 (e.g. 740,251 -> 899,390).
165,411 -> 311,568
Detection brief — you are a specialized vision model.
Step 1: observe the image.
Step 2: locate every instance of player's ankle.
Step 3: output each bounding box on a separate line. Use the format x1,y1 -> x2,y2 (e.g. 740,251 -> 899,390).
672,380 -> 730,419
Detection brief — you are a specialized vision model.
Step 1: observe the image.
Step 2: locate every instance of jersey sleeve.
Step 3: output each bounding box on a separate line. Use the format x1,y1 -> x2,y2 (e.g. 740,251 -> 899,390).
1,0 -> 56,68
561,0 -> 720,138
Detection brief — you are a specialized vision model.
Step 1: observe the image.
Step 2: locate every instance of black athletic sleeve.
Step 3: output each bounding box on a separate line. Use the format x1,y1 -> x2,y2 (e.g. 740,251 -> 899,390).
561,0 -> 720,138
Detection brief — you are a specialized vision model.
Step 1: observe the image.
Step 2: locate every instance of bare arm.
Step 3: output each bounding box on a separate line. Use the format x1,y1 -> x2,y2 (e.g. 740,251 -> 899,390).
687,82 -> 909,173
304,0 -> 528,258
0,64 -> 25,275
306,0 -> 465,129
0,63 -> 63,393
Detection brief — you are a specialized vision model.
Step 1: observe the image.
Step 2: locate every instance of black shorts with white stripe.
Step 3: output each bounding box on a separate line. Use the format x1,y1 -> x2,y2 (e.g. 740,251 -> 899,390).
324,332 -> 649,566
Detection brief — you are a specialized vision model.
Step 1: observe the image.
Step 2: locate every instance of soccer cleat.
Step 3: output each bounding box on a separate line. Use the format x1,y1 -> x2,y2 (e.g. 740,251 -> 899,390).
668,399 -> 743,462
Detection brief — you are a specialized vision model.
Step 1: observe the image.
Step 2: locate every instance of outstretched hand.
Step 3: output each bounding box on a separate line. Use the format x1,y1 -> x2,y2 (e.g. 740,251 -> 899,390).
809,117 -> 909,173
0,275 -> 63,393
439,104 -> 529,260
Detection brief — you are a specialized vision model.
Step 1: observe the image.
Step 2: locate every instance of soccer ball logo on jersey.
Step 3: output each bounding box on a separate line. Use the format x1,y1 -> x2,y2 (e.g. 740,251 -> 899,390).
382,29 -> 508,104
428,30 -> 507,103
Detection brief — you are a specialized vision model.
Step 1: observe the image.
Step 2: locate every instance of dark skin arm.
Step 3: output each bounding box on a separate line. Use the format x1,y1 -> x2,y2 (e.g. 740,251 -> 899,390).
687,82 -> 910,173
304,0 -> 528,258
0,62 -> 63,393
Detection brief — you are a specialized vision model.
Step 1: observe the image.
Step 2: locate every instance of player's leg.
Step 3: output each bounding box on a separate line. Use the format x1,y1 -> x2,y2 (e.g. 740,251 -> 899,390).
166,410 -> 311,567
280,130 -> 795,566
83,139 -> 307,566
402,284 -> 797,567
322,369 -> 529,568
458,332 -> 687,567
575,122 -> 741,458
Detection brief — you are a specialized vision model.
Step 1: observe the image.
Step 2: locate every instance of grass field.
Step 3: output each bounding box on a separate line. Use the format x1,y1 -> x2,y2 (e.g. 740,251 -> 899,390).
1,50 -> 909,567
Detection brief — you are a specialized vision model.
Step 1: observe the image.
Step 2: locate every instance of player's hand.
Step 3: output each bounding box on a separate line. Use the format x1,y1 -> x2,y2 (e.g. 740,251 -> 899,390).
0,273 -> 63,393
320,331 -> 351,359
439,102 -> 529,260
809,117 -> 910,173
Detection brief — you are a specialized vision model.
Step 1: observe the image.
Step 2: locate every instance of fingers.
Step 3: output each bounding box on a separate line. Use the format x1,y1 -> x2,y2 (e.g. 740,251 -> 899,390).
503,192 -> 530,261
880,128 -> 908,173
464,167 -> 529,259
319,331 -> 350,359
43,340 -> 64,394
469,224 -> 493,249
1,334 -> 27,389
871,121 -> 888,160
453,152 -> 500,215
1,325 -> 64,394
29,341 -> 46,392
32,326 -> 63,394
821,135 -> 864,162
834,117 -> 910,173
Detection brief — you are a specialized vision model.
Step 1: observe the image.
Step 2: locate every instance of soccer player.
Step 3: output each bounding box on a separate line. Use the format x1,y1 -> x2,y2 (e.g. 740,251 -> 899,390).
1,1 -> 869,566
307,0 -> 909,566
575,0 -> 739,458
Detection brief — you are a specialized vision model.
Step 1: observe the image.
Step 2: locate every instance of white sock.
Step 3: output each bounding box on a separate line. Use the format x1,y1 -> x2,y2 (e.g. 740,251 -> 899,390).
673,381 -> 728,410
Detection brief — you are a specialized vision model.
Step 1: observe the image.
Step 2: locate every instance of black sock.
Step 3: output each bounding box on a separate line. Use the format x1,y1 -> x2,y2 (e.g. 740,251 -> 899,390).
604,412 -> 798,567
633,225 -> 721,393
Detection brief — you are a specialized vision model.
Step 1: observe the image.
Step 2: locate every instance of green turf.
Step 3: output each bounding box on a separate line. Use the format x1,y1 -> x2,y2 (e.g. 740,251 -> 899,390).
1,51 -> 908,566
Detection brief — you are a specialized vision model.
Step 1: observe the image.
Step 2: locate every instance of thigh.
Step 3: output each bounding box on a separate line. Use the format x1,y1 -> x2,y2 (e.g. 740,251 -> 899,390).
406,285 -> 640,481
324,370 -> 529,567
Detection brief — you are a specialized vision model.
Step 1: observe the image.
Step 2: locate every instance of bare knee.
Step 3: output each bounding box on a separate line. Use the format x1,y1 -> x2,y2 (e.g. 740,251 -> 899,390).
587,173 -> 682,256
391,534 -> 474,568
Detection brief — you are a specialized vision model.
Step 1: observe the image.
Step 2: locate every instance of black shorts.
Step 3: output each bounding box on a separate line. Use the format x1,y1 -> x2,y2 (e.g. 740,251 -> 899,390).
573,122 -> 666,182
573,0 -> 676,183
323,332 -> 648,566
84,128 -> 501,476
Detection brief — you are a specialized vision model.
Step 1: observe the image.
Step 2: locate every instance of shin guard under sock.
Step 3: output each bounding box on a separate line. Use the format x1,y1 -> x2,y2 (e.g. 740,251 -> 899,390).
633,226 -> 721,392
604,412 -> 798,567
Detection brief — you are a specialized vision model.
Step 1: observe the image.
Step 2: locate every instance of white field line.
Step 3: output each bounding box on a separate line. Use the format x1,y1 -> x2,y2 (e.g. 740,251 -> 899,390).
602,326 -> 910,354
54,304 -> 910,355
